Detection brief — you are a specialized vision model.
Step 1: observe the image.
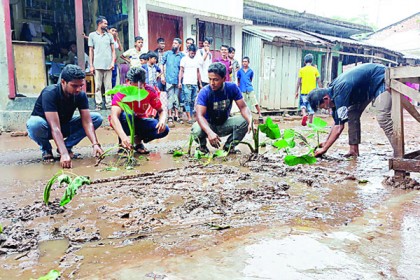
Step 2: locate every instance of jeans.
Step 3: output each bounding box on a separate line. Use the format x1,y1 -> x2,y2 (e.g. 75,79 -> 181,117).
191,115 -> 248,150
26,112 -> 103,153
183,84 -> 198,115
119,112 -> 169,143
299,94 -> 314,114
166,84 -> 180,110
112,64 -> 119,87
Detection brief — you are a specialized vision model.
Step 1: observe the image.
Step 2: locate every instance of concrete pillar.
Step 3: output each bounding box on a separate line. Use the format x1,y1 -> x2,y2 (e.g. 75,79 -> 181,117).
183,15 -> 196,51
136,0 -> 149,50
0,1 -> 12,108
232,25 -> 243,62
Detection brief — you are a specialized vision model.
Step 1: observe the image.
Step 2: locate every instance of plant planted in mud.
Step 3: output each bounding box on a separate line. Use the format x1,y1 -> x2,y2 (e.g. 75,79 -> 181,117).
44,170 -> 90,207
307,117 -> 328,148
105,85 -> 150,168
30,269 -> 60,280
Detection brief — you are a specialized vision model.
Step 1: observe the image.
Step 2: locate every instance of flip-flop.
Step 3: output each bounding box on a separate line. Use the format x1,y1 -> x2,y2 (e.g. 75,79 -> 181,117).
134,143 -> 150,154
42,151 -> 54,162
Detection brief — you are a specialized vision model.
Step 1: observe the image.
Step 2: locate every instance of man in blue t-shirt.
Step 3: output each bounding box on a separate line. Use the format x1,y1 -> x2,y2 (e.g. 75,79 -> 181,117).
27,65 -> 103,168
307,63 -> 391,158
191,62 -> 253,154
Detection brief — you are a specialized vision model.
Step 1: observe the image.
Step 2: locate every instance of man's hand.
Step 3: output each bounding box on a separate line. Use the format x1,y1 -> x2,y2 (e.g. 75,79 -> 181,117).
295,92 -> 299,99
90,66 -> 95,75
60,154 -> 72,169
248,121 -> 253,134
109,64 -> 115,70
318,142 -> 326,148
93,144 -> 104,158
161,76 -> 166,85
178,82 -> 182,89
204,46 -> 210,53
314,147 -> 327,157
155,121 -> 166,134
120,136 -> 132,149
208,132 -> 221,148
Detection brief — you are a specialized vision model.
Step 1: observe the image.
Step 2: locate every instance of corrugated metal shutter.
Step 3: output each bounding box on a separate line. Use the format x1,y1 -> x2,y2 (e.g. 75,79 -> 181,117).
242,33 -> 262,104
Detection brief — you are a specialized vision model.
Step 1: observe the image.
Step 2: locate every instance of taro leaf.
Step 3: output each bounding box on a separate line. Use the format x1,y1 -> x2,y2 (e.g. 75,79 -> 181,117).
284,154 -> 317,166
194,150 -> 205,159
43,173 -> 60,205
60,176 -> 90,207
121,87 -> 149,102
283,129 -> 296,148
212,150 -> 228,158
117,102 -> 135,116
273,139 -> 289,149
258,117 -> 280,140
57,174 -> 71,185
307,133 -> 315,139
173,150 -> 186,157
0,224 -> 3,233
32,269 -> 60,280
308,117 -> 327,131
358,179 -> 369,184
105,84 -> 128,95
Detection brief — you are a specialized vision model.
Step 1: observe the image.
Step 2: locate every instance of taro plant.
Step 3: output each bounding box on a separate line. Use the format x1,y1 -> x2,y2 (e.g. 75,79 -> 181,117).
307,117 -> 328,147
30,269 -> 60,280
105,85 -> 150,167
44,170 -> 90,207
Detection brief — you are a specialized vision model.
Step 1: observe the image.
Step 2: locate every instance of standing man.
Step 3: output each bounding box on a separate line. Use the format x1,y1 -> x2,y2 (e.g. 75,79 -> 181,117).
161,38 -> 185,127
108,26 -> 123,87
183,38 -> 195,55
295,53 -> 322,126
191,62 -> 252,154
214,45 -> 231,81
179,44 -> 202,124
237,56 -> 263,122
155,37 -> 166,92
307,63 -> 418,158
198,37 -> 213,88
89,16 -> 116,110
228,47 -> 240,84
26,65 -> 103,168
121,36 -> 144,68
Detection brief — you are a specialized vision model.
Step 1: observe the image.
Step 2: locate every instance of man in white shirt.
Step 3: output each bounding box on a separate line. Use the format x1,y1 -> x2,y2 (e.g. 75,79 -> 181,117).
198,37 -> 213,87
179,44 -> 202,124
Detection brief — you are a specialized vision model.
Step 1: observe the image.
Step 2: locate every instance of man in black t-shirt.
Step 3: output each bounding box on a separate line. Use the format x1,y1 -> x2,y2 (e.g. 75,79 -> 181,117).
27,65 -> 104,168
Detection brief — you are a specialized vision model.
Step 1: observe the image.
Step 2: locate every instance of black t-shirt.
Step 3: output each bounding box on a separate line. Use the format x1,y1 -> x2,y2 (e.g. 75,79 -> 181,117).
329,63 -> 386,125
31,84 -> 89,124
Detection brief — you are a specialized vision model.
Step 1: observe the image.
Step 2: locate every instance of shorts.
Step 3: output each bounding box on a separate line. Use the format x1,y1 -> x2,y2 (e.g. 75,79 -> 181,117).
299,94 -> 314,114
167,84 -> 180,110
243,91 -> 258,108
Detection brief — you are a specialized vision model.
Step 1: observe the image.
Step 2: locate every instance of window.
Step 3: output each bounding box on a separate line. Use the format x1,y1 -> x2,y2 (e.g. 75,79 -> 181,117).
198,20 -> 232,51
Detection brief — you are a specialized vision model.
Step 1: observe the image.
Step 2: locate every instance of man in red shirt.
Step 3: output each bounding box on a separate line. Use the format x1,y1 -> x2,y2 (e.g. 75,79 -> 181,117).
109,67 -> 169,154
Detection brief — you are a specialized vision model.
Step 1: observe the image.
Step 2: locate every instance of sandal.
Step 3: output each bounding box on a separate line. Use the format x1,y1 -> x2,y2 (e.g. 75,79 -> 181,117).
187,120 -> 195,125
134,143 -> 150,154
42,151 -> 54,162
56,149 -> 81,159
258,116 -> 264,124
168,117 -> 175,128
174,117 -> 184,124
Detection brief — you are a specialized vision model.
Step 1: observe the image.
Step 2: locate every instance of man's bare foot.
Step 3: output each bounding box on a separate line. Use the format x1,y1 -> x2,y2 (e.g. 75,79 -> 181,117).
343,152 -> 358,158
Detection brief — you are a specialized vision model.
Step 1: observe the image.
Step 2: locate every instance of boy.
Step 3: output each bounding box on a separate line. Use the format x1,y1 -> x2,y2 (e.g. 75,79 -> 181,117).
228,47 -> 240,83
142,52 -> 161,87
121,36 -> 144,68
237,57 -> 263,122
179,44 -> 202,124
140,53 -> 148,65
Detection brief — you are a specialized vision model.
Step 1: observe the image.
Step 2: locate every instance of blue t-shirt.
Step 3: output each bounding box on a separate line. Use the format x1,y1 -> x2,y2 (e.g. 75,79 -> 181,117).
196,82 -> 243,125
142,64 -> 161,87
237,67 -> 254,92
161,51 -> 184,85
329,63 -> 386,125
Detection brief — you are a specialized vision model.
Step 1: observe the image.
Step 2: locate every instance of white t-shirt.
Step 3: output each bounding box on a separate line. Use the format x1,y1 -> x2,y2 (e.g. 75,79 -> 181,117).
180,55 -> 200,85
198,49 -> 212,83
122,48 -> 143,68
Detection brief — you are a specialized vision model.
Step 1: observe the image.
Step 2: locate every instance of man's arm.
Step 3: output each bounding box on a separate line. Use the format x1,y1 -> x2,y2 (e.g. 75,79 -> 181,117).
178,66 -> 184,89
110,106 -> 131,149
315,124 -> 345,157
89,46 -> 95,74
196,105 -> 221,148
317,77 -> 322,88
155,106 -> 167,134
110,43 -> 116,70
235,98 -> 253,133
295,77 -> 302,98
44,112 -> 71,168
197,68 -> 202,88
80,109 -> 103,157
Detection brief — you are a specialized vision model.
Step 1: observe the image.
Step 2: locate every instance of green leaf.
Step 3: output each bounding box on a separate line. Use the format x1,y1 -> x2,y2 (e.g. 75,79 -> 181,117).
212,150 -> 228,158
57,174 -> 71,185
283,129 -> 296,148
102,167 -> 119,172
358,179 -> 369,184
258,117 -> 280,140
43,173 -> 59,205
32,269 -> 60,280
284,154 -> 317,166
308,117 -> 327,131
0,224 -> 3,234
117,102 -> 135,116
105,84 -> 128,95
60,176 -> 90,207
273,139 -> 289,149
172,150 -> 186,157
307,133 -> 315,139
121,88 -> 150,102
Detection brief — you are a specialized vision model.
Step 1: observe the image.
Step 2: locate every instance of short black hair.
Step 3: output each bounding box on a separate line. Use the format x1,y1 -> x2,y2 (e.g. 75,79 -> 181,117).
186,37 -> 195,44
126,67 -> 146,83
96,16 -> 106,25
61,64 -> 85,82
307,88 -> 330,112
108,26 -> 117,30
228,47 -> 235,53
204,37 -> 213,44
148,51 -> 158,61
157,37 -> 165,43
304,53 -> 314,64
220,44 -> 229,50
135,36 -> 143,42
174,38 -> 182,44
140,53 -> 148,60
243,56 -> 250,62
208,62 -> 226,78
187,44 -> 198,52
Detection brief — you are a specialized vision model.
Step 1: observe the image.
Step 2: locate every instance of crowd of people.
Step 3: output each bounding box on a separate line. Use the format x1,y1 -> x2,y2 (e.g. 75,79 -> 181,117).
26,15 -> 418,168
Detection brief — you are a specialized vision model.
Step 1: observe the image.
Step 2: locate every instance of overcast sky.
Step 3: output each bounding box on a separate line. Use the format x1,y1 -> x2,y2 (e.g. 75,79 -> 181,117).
257,0 -> 420,29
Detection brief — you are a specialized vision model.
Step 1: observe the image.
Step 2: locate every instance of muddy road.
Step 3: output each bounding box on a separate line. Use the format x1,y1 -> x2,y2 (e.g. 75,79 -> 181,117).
0,113 -> 419,280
